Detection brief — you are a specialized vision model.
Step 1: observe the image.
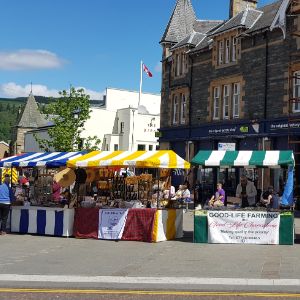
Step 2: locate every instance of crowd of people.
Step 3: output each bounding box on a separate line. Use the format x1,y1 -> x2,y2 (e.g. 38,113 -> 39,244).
203,175 -> 279,209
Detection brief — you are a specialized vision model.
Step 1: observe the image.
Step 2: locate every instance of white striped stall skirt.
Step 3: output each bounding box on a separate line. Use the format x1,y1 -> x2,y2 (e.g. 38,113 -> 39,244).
10,206 -> 74,237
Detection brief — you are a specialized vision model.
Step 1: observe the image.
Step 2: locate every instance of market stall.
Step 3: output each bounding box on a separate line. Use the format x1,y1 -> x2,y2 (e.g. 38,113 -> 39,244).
67,150 -> 189,242
191,150 -> 295,245
0,151 -> 87,237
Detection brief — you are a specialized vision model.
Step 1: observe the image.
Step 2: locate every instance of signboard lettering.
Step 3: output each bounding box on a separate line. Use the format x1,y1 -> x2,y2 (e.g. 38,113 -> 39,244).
207,211 -> 280,244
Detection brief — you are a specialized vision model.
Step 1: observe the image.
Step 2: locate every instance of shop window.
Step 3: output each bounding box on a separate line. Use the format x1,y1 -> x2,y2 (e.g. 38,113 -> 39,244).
218,41 -> 224,65
172,95 -> 179,124
213,87 -> 220,119
225,39 -> 230,64
223,85 -> 230,119
180,94 -> 187,124
293,71 -> 300,112
232,37 -> 237,62
114,144 -> 118,151
149,145 -> 153,151
233,83 -> 240,118
120,122 -> 124,133
138,144 -> 146,151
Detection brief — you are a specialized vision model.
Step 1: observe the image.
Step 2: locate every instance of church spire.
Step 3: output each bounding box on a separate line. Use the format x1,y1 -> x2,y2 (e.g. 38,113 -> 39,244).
160,0 -> 196,44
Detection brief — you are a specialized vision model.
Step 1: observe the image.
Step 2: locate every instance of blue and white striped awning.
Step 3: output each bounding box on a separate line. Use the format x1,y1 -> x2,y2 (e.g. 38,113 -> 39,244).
0,151 -> 87,168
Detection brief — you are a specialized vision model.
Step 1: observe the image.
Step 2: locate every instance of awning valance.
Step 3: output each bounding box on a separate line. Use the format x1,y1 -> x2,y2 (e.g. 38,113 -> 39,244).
0,151 -> 87,168
191,151 -> 294,168
67,150 -> 190,169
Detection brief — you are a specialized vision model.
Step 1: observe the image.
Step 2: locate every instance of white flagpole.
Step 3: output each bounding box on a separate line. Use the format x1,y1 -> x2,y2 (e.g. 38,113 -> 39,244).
138,60 -> 143,110
131,61 -> 143,151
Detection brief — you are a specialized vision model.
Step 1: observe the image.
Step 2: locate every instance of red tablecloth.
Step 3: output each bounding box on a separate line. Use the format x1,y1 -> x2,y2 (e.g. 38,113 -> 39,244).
74,208 -> 157,242
121,208 -> 157,242
74,208 -> 99,239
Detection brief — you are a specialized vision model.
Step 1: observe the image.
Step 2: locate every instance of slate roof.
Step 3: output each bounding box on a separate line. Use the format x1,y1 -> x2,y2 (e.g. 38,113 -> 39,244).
163,0 -> 284,54
160,0 -> 196,43
193,20 -> 224,34
171,31 -> 206,50
18,93 -> 48,128
210,9 -> 263,36
245,0 -> 282,34
189,36 -> 213,53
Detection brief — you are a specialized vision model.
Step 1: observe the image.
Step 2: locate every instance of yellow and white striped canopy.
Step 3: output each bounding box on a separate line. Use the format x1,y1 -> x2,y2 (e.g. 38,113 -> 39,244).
67,150 -> 190,169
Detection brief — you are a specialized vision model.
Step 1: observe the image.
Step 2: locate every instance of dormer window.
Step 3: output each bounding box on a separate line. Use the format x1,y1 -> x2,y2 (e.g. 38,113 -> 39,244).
225,39 -> 230,64
218,41 -> 224,65
232,37 -> 237,62
173,50 -> 188,78
214,33 -> 239,68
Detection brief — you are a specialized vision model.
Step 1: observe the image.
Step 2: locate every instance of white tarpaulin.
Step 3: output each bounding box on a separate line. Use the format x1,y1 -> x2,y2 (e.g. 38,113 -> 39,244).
98,209 -> 129,240
207,210 -> 280,245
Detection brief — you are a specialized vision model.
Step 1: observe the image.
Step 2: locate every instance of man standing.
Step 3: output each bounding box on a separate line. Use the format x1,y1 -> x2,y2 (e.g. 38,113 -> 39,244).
0,174 -> 15,235
236,175 -> 257,208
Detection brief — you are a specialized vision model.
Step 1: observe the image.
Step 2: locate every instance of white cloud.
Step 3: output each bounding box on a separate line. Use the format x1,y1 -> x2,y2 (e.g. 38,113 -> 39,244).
154,62 -> 162,73
0,49 -> 65,70
0,82 -> 104,100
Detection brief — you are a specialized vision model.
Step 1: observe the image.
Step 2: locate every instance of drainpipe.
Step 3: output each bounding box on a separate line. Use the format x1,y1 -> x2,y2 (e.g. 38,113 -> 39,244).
262,31 -> 269,192
189,55 -> 194,143
264,31 -> 269,121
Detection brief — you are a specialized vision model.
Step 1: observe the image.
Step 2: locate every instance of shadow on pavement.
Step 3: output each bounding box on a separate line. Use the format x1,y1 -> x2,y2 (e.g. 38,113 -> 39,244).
176,230 -> 193,243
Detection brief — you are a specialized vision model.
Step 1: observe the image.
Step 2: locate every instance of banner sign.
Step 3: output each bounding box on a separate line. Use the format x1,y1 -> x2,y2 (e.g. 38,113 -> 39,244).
218,143 -> 236,151
207,211 -> 280,244
98,209 -> 129,240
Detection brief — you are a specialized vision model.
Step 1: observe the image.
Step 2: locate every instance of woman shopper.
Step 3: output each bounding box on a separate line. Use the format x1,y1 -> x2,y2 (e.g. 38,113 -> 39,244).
0,174 -> 15,235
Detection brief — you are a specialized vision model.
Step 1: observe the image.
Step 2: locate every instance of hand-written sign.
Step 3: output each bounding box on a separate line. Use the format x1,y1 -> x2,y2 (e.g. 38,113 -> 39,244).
207,211 -> 280,244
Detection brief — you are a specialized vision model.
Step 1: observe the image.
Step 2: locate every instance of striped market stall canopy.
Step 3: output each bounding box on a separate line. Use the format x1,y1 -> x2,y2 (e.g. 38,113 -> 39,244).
67,150 -> 190,169
0,151 -> 87,168
191,151 -> 294,168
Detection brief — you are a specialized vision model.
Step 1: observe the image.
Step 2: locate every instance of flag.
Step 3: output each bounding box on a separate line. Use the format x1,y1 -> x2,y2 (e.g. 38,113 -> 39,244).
142,63 -> 153,77
281,166 -> 294,206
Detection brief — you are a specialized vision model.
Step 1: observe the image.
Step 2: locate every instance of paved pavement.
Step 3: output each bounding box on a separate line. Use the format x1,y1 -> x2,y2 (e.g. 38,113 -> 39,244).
0,212 -> 300,293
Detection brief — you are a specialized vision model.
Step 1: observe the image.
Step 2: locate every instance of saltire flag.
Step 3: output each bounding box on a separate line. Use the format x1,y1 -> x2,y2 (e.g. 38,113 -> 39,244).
143,63 -> 153,77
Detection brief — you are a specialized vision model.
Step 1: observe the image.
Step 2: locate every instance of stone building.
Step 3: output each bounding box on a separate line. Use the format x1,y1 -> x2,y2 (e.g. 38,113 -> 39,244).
11,92 -> 48,154
159,0 -> 300,193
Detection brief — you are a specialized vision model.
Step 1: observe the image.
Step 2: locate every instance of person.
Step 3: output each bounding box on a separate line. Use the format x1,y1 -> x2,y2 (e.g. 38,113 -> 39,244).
258,186 -> 274,208
181,185 -> 191,202
0,175 -> 15,235
52,180 -> 62,202
236,175 -> 257,208
19,172 -> 30,187
209,183 -> 225,207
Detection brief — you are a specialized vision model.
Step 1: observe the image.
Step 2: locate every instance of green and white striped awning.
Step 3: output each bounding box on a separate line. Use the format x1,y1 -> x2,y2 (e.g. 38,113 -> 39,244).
191,151 -> 294,168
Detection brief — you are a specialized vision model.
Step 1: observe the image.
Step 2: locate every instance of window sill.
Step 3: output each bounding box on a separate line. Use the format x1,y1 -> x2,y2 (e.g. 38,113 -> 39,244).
215,61 -> 238,69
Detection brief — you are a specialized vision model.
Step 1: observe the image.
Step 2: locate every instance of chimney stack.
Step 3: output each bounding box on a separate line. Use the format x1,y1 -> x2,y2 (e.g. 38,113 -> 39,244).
229,0 -> 258,18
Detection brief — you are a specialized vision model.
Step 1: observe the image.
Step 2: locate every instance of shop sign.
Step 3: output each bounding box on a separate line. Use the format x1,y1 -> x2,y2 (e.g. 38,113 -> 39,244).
218,143 -> 236,151
207,211 -> 280,244
98,209 -> 129,240
269,122 -> 300,131
207,125 -> 252,136
155,131 -> 162,138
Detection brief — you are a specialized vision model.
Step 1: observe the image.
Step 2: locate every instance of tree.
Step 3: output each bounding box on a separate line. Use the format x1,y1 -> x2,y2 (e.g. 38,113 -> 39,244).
35,87 -> 100,152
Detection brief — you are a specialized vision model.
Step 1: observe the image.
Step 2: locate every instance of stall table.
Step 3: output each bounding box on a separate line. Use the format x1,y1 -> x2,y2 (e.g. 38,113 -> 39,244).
74,208 -> 183,242
191,150 -> 295,246
194,210 -> 294,245
10,206 -> 75,237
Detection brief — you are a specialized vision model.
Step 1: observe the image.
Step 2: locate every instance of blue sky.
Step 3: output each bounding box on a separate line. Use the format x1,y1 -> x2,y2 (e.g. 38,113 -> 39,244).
0,0 -> 274,99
